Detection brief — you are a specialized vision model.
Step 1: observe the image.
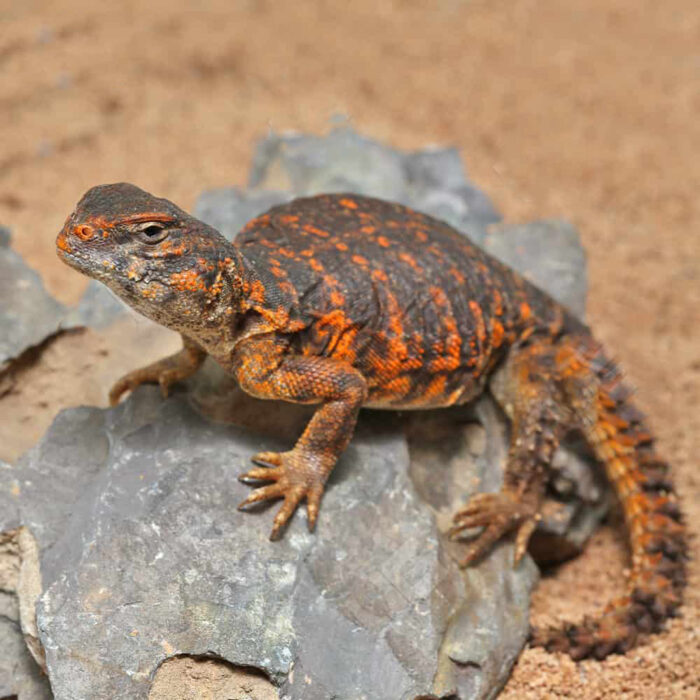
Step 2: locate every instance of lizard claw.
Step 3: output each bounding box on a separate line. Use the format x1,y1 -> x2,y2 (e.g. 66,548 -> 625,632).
449,491 -> 539,568
239,450 -> 326,539
109,368 -> 180,406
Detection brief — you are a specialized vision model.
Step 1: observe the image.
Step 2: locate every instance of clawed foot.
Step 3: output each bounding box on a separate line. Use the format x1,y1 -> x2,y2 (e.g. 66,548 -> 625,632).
449,491 -> 540,568
109,346 -> 205,406
238,450 -> 326,539
109,366 -> 178,406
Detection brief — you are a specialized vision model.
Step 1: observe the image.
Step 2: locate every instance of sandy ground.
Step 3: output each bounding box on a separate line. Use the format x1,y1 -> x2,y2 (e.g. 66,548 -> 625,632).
1,0 -> 698,697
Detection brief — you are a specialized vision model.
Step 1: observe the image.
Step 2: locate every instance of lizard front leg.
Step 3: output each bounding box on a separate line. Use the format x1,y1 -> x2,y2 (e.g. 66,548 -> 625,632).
233,335 -> 367,539
109,334 -> 207,406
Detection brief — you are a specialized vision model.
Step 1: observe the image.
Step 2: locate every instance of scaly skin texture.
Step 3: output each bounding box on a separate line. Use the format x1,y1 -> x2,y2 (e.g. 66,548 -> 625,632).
56,183 -> 686,660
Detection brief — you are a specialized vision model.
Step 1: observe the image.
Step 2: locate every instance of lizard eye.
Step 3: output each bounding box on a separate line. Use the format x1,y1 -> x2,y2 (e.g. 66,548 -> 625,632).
136,222 -> 169,244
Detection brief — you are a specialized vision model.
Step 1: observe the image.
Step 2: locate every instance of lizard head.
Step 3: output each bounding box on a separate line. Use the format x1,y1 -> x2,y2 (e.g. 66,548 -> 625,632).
57,183 -> 242,331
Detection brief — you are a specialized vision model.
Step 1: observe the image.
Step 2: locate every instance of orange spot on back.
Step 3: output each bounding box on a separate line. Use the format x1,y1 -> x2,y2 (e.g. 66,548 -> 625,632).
308,258 -> 324,273
469,300 -> 487,343
303,224 -> 330,238
339,198 -> 358,209
492,320 -> 504,348
399,252 -> 421,272
330,289 -> 345,306
425,374 -> 447,398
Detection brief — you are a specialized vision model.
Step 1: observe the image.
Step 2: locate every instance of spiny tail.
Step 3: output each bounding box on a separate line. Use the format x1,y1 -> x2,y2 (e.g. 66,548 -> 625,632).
530,334 -> 687,660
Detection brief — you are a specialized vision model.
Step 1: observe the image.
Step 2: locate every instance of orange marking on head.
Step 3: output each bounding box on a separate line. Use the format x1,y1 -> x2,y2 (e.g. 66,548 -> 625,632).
140,284 -> 161,300
170,269 -> 207,292
335,242 -> 349,252
360,225 -> 376,235
351,255 -> 369,266
280,215 -> 299,224
415,231 -> 428,242
277,247 -> 296,259
121,213 -> 176,225
371,269 -> 388,283
74,225 -> 95,241
300,249 -> 314,257
56,232 -> 72,252
249,280 -> 266,305
270,266 -> 287,279
520,302 -> 532,321
339,198 -> 358,209
376,236 -> 390,248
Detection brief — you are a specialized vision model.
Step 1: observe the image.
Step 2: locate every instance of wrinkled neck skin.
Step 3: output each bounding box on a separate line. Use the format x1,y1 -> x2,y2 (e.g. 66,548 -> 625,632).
106,242 -> 272,358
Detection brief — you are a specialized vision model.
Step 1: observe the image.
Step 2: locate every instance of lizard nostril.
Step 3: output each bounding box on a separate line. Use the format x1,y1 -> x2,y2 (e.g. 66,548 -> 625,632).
74,225 -> 95,241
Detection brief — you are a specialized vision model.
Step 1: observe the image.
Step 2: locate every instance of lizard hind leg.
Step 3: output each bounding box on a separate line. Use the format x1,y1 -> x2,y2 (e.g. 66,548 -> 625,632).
450,339 -> 569,568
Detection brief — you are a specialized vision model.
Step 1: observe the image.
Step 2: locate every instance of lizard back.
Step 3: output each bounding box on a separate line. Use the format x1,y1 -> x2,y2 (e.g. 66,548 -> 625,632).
235,193 -> 571,408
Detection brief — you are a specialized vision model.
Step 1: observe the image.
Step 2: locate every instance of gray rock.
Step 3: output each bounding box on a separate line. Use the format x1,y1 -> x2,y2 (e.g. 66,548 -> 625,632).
403,147 -> 502,236
0,618 -> 53,700
0,233 -> 130,372
0,527 -> 53,700
194,188 -> 292,242
0,383 -> 536,700
244,129 -> 500,244
0,240 -> 68,370
248,128 -> 408,202
484,220 -> 587,319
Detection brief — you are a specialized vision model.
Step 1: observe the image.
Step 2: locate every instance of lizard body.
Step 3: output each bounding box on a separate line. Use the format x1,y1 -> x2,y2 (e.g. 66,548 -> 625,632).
56,183 -> 686,660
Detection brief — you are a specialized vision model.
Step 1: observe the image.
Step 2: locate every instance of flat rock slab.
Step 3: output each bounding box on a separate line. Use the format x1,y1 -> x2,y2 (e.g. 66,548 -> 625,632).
0,128 -> 603,699
1,384 -> 536,700
243,128 -> 501,243
0,230 -> 68,370
483,220 -> 587,319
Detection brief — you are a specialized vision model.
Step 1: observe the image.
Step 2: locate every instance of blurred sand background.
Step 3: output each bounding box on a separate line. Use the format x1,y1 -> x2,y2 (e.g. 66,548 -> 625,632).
1,0 -> 698,697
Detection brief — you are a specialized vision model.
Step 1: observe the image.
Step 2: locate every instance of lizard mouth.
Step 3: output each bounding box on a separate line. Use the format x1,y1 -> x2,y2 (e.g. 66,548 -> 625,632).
55,243 -> 112,284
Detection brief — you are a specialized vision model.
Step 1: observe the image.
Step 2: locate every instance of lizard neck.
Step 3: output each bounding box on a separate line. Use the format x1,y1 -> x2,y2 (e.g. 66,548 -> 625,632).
176,244 -> 298,353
